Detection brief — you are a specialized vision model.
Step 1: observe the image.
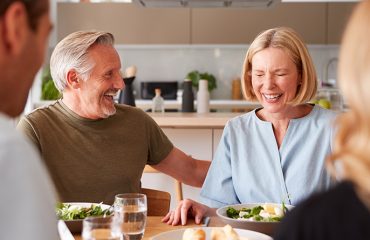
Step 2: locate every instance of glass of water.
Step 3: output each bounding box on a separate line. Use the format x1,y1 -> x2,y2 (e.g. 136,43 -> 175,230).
82,215 -> 122,240
114,193 -> 147,240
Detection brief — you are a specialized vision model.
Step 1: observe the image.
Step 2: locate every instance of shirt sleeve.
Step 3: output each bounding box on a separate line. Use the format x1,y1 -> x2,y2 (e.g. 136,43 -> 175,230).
143,112 -> 174,165
200,122 -> 239,208
16,116 -> 41,153
0,134 -> 59,240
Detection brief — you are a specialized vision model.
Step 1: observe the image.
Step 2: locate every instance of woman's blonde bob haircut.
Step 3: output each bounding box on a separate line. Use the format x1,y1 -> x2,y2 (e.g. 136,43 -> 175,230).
241,27 -> 317,105
328,0 -> 370,194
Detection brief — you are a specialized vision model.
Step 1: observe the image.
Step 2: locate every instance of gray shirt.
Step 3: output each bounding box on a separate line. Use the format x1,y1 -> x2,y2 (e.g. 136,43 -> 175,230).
201,105 -> 337,207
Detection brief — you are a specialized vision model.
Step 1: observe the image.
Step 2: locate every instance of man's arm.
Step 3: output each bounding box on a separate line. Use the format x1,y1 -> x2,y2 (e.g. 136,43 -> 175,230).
152,147 -> 210,187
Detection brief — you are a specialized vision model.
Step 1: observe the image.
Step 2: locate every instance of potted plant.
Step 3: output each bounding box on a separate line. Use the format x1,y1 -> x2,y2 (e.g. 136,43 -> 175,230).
41,65 -> 61,100
186,70 -> 217,92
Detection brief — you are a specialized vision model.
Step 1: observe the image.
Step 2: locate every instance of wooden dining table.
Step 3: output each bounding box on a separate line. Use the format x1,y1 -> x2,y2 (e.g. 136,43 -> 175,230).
74,216 -> 224,240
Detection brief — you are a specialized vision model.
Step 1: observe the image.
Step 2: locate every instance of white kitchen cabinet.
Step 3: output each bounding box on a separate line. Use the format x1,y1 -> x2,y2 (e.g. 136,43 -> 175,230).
141,127 -> 224,209
213,129 -> 224,155
162,128 -> 213,160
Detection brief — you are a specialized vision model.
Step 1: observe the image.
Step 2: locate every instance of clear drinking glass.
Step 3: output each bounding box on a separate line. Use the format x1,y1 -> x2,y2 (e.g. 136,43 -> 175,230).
82,215 -> 122,240
114,193 -> 147,240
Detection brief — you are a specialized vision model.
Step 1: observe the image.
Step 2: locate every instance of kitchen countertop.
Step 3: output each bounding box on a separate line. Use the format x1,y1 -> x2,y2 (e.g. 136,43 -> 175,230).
32,100 -> 251,128
136,99 -> 260,110
147,112 -> 244,128
32,99 -> 260,111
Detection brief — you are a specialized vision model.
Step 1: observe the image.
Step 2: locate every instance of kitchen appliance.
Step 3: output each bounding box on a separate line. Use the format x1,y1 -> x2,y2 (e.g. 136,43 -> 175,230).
140,81 -> 178,100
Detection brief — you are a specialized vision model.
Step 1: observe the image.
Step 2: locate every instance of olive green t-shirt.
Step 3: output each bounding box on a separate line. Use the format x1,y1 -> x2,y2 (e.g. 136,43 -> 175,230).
17,100 -> 173,204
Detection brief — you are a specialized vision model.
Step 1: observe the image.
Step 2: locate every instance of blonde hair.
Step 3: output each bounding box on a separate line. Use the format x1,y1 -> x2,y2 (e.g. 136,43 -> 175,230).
328,0 -> 370,193
50,31 -> 115,92
241,27 -> 317,105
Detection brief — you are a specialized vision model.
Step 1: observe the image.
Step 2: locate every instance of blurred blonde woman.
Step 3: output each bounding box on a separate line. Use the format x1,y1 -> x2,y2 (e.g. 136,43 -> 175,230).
275,1 -> 370,239
163,27 -> 337,226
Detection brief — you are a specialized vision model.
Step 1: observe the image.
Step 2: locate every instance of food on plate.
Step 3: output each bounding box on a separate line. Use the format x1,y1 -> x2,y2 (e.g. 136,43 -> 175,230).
183,225 -> 243,240
182,228 -> 206,240
56,202 -> 111,220
212,225 -> 241,240
226,203 -> 288,222
210,228 -> 226,240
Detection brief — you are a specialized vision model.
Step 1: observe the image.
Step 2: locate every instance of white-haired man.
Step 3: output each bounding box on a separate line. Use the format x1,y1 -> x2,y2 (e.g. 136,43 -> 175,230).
18,31 -> 210,209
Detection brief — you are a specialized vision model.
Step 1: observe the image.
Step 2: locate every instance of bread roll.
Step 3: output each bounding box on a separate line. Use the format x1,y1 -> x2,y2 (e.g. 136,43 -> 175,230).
182,228 -> 206,240
223,225 -> 239,240
183,225 -> 241,240
211,228 -> 227,240
211,225 -> 240,240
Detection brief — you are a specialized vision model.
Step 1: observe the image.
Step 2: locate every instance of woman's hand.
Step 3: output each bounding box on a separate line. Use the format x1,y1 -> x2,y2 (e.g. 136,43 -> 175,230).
161,199 -> 210,226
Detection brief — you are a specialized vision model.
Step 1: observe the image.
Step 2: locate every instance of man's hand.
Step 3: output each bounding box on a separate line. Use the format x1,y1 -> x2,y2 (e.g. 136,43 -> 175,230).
161,199 -> 210,226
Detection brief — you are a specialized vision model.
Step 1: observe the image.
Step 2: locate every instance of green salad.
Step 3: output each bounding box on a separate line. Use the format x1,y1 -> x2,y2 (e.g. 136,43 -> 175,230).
56,203 -> 112,220
226,203 -> 288,222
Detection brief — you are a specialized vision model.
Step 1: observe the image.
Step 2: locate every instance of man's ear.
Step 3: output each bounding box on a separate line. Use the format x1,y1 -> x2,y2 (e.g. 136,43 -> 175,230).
2,2 -> 29,56
66,70 -> 81,89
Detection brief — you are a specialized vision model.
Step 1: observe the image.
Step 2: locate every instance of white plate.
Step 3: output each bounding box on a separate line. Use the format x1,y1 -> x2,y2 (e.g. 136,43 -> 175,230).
150,227 -> 272,240
216,203 -> 294,236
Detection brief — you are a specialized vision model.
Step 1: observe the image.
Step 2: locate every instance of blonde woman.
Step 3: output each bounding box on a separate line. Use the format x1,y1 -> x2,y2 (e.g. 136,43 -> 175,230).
274,1 -> 370,239
163,27 -> 337,226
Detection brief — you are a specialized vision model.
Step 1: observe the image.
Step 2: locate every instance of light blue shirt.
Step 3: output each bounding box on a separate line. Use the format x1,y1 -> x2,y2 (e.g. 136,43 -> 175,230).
200,105 -> 337,207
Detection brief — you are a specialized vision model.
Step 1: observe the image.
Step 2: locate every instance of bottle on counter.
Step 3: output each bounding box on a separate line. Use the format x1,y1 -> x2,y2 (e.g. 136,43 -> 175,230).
182,79 -> 195,112
152,88 -> 165,113
197,79 -> 210,113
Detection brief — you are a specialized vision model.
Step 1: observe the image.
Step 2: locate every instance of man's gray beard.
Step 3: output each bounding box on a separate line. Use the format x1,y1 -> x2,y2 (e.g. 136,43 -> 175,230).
102,105 -> 117,118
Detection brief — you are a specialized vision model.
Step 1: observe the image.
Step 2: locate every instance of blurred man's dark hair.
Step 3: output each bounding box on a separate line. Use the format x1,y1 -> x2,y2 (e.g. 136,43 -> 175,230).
0,0 -> 48,31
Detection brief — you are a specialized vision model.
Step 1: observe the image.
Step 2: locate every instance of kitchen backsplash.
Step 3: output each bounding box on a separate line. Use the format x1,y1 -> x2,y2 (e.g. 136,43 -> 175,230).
29,44 -> 339,106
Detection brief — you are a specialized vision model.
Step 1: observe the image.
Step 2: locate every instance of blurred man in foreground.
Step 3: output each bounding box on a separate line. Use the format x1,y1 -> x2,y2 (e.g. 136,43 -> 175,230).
17,30 -> 210,204
0,0 -> 58,239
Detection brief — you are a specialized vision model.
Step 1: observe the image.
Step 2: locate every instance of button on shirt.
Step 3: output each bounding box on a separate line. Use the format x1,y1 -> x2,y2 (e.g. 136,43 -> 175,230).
200,105 -> 337,207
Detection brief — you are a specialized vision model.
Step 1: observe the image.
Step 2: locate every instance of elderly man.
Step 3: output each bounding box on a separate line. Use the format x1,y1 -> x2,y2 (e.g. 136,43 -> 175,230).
0,0 -> 58,239
17,30 -> 210,204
